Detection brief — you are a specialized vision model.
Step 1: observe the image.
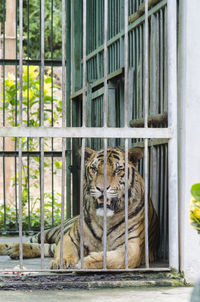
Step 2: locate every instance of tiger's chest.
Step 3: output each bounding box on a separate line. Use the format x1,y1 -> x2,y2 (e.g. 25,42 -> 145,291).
83,213 -> 144,253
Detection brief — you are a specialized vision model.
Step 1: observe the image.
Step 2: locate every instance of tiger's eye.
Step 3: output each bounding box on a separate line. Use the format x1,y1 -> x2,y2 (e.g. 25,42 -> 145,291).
114,168 -> 121,175
91,166 -> 98,173
114,165 -> 123,175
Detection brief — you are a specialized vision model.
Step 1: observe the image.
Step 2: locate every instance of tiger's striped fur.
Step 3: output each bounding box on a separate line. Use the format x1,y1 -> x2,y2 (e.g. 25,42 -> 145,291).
0,147 -> 159,269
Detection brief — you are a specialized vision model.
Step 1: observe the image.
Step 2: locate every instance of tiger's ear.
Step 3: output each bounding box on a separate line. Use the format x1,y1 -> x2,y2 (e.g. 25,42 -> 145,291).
128,147 -> 144,166
78,146 -> 95,161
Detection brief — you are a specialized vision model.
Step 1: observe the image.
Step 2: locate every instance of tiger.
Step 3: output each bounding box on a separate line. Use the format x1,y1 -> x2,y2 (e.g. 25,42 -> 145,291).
0,147 -> 159,269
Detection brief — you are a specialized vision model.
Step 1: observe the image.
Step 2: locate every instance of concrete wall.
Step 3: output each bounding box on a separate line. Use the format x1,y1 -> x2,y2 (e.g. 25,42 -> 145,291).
178,0 -> 200,283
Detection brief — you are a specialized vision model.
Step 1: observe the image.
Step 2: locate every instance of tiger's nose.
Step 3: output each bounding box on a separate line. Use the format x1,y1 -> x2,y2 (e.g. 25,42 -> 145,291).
96,185 -> 110,192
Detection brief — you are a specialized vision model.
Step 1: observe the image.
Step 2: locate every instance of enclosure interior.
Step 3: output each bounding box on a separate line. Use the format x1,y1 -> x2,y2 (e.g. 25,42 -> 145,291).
0,0 -> 169,271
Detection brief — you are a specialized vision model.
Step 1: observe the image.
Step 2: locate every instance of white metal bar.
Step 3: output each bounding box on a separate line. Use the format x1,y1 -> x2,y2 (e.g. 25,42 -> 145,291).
103,138 -> 107,269
124,138 -> 129,268
144,139 -> 149,268
124,0 -> 129,128
82,0 -> 87,127
144,0 -> 149,128
80,139 -> 85,269
40,137 -> 45,269
18,138 -> 23,268
104,0 -> 108,128
19,0 -> 23,127
124,0 -> 129,269
167,0 -> 179,270
62,0 -> 66,128
79,0 -> 87,269
0,127 -> 173,139
60,138 -> 66,268
18,0 -> 23,269
103,0 -> 108,270
40,0 -> 45,270
60,0 -> 66,270
144,0 -> 150,268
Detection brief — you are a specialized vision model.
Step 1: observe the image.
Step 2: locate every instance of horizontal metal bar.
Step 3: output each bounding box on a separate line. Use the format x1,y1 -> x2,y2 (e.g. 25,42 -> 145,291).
128,0 -> 162,23
71,68 -> 123,100
0,59 -> 62,67
0,151 -> 71,157
0,267 -> 170,273
0,127 -> 173,139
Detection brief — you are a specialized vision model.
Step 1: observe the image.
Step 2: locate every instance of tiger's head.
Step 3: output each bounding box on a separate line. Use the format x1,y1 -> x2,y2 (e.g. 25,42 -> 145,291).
83,147 -> 144,217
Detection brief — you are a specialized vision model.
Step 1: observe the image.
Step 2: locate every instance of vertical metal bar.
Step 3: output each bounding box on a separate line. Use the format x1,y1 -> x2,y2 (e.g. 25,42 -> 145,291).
124,0 -> 129,269
164,7 -> 168,113
40,139 -> 45,269
60,139 -> 66,268
144,0 -> 149,268
60,0 -> 66,269
51,0 -> 54,226
124,0 -> 129,128
40,0 -> 45,269
15,0 -> 18,231
124,138 -> 129,268
27,0 -> 30,231
18,0 -> 23,268
103,138 -> 107,269
66,0 -> 72,219
163,144 -> 168,260
79,0 -> 87,269
2,0 -> 6,232
167,0 -> 179,270
139,25 -> 143,119
159,9 -> 163,114
80,138 -> 85,269
82,0 -> 87,128
103,0 -> 108,270
104,0 -> 108,128
144,1 -> 149,129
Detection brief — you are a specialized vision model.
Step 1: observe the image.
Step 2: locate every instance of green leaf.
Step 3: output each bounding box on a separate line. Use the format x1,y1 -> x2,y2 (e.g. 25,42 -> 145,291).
191,183 -> 200,201
55,160 -> 62,169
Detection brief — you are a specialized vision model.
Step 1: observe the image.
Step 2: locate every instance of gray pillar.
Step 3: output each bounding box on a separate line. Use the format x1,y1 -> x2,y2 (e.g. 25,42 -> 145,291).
178,0 -> 200,283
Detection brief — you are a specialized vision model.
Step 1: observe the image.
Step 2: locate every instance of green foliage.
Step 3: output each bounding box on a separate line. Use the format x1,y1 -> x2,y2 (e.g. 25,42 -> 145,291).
0,1 -> 62,59
0,193 -> 62,231
191,183 -> 200,201
0,66 -> 63,231
4,66 -> 61,127
23,0 -> 62,59
190,183 -> 200,234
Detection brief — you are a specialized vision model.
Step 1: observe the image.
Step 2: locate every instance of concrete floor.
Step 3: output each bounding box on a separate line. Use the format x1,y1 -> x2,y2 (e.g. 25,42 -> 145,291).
0,287 -> 194,302
0,237 -> 195,301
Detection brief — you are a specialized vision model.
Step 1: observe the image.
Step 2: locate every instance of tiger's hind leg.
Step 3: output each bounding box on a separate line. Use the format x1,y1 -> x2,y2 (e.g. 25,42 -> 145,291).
0,242 -> 56,259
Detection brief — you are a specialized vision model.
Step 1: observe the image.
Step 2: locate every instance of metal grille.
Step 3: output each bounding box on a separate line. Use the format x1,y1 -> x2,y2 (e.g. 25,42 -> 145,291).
0,0 -> 178,273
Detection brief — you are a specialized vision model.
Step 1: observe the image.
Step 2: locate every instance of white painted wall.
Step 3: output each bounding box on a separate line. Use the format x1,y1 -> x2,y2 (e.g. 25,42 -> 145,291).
178,0 -> 200,283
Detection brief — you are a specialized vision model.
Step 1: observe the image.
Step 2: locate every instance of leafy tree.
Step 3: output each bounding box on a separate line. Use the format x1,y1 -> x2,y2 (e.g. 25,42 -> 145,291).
0,0 -> 62,59
0,66 -> 63,232
23,0 -> 62,59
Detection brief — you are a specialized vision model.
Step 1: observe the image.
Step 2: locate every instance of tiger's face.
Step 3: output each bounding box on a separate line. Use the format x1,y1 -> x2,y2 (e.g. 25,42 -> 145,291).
83,147 -> 144,217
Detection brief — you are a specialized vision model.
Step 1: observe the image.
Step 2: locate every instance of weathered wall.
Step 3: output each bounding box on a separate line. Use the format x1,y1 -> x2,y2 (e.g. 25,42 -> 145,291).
178,0 -> 200,283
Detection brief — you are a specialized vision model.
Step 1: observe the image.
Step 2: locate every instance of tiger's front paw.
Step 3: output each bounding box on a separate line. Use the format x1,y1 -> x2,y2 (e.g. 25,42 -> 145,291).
75,252 -> 103,269
50,255 -> 78,269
